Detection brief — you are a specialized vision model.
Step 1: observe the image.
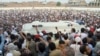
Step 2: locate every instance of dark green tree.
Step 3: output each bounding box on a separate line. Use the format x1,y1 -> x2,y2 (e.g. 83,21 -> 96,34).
56,2 -> 61,6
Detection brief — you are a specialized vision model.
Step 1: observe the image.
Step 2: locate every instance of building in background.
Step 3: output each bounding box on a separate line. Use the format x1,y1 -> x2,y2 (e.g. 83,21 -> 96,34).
89,0 -> 100,7
68,0 -> 87,6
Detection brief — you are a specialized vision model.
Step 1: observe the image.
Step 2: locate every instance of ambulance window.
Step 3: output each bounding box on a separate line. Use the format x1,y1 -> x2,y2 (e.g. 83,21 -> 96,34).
32,25 -> 43,27
32,25 -> 36,27
38,25 -> 43,27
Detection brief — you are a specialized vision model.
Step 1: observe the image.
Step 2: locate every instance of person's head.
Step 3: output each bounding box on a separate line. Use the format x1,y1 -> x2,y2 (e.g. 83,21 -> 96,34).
47,36 -> 51,43
26,37 -> 31,41
81,28 -> 85,33
49,42 -> 56,51
54,34 -> 60,40
27,33 -> 31,37
75,37 -> 82,45
65,47 -> 75,56
42,30 -> 47,35
63,34 -> 68,40
71,28 -> 76,33
10,34 -> 18,42
21,49 -> 32,56
95,33 -> 100,41
80,44 -> 91,55
88,31 -> 93,38
38,42 -> 46,53
82,38 -> 88,44
48,32 -> 53,37
31,35 -> 35,40
27,33 -> 32,38
59,40 -> 65,48
57,31 -> 62,35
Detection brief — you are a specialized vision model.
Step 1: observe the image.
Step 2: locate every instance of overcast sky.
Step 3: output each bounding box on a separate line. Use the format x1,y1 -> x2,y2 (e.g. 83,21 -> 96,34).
1,0 -> 93,3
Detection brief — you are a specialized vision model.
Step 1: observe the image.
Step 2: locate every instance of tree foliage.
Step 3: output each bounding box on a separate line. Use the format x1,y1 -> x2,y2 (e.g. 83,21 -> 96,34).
56,2 -> 61,6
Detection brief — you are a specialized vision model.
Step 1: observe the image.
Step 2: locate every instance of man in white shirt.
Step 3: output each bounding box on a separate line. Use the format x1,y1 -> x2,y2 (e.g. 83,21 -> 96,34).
69,28 -> 76,43
80,28 -> 88,40
70,37 -> 83,56
6,53 -> 13,56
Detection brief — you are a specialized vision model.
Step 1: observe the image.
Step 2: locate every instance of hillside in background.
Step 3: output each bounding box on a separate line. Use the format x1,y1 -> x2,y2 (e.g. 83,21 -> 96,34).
0,1 -> 100,7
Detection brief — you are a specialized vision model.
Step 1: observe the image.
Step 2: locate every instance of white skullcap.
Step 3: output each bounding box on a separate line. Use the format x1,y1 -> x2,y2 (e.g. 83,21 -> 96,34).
75,37 -> 82,43
7,43 -> 17,51
11,30 -> 18,36
96,28 -> 100,32
12,26 -> 15,28
4,31 -> 9,37
39,32 -> 43,36
86,27 -> 90,31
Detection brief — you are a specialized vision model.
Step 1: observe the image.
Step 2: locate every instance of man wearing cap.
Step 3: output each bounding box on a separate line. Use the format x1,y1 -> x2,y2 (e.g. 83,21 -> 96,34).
70,37 -> 83,56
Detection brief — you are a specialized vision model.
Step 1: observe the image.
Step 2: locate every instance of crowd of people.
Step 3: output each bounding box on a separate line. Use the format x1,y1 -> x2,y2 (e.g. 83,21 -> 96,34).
0,9 -> 100,56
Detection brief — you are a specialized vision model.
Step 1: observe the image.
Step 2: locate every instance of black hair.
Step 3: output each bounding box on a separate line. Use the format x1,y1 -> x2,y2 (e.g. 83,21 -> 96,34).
48,32 -> 53,37
38,42 -> 46,53
88,31 -> 93,38
54,33 -> 60,40
10,34 -> 18,42
17,38 -> 24,49
14,41 -> 22,50
95,33 -> 100,40
34,38 -> 40,42
63,34 -> 68,40
7,30 -> 11,35
27,37 -> 31,41
82,38 -> 88,44
27,33 -> 31,36
77,42 -> 82,45
31,35 -> 35,40
19,38 -> 24,44
80,44 -> 87,54
48,42 -> 56,51
72,40 -> 76,44
81,28 -> 85,33
10,34 -> 15,40
59,40 -> 65,44
46,36 -> 51,42
21,49 -> 32,56
71,28 -> 76,33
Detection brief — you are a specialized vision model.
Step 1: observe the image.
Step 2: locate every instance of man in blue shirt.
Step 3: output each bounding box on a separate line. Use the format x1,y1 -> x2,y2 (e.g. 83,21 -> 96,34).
0,28 -> 5,56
